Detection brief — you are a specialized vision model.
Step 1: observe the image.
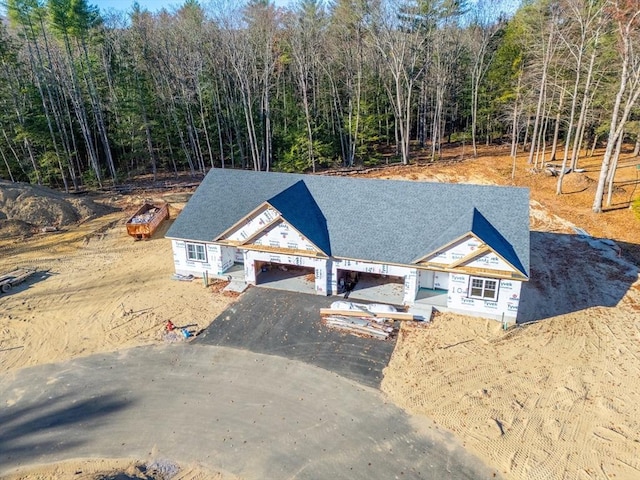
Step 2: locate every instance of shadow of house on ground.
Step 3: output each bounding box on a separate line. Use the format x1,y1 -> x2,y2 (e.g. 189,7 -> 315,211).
0,392 -> 133,466
517,231 -> 639,323
194,288 -> 396,389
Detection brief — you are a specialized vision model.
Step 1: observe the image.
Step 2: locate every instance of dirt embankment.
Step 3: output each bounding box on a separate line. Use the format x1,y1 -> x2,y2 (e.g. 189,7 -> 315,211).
0,181 -> 118,239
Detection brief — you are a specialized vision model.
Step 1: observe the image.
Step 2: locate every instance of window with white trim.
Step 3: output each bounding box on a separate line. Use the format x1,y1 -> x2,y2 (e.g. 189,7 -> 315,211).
186,242 -> 207,262
469,277 -> 498,300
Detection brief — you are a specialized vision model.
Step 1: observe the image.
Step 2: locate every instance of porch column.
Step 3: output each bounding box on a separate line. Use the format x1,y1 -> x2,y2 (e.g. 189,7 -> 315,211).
314,258 -> 330,296
243,250 -> 256,285
403,268 -> 419,305
330,259 -> 340,295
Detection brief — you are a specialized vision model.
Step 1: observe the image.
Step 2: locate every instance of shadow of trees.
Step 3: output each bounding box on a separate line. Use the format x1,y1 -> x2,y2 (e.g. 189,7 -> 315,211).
517,231 -> 638,323
0,392 -> 133,466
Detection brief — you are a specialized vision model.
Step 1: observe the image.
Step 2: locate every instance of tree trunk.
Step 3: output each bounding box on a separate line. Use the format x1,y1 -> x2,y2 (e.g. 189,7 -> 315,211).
528,21 -> 556,165
593,12 -> 640,212
605,131 -> 625,207
0,145 -> 15,182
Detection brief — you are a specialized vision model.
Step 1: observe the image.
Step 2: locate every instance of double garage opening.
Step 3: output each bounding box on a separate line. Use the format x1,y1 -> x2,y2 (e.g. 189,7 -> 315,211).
235,249 -> 446,307
249,258 -> 406,304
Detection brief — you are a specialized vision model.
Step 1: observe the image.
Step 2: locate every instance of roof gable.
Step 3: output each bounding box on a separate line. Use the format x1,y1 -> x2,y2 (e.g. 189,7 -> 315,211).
242,216 -> 326,256
470,208 -> 527,276
217,204 -> 280,243
417,232 -> 524,277
266,180 -> 331,255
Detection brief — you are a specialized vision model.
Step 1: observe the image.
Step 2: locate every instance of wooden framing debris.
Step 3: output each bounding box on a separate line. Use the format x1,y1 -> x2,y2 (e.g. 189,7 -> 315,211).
0,267 -> 37,294
319,308 -> 414,321
322,315 -> 394,340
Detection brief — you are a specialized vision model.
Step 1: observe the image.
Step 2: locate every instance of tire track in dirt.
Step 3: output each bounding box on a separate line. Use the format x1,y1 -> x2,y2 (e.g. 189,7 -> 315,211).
382,285 -> 640,480
0,215 -> 235,374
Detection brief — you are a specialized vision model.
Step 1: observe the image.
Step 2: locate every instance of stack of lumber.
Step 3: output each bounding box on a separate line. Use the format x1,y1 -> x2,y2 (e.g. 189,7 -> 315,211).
323,315 -> 395,340
320,302 -> 414,340
0,267 -> 37,294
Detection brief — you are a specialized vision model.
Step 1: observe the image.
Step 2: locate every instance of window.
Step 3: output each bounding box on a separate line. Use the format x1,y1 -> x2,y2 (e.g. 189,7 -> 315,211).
469,277 -> 498,300
186,243 -> 206,262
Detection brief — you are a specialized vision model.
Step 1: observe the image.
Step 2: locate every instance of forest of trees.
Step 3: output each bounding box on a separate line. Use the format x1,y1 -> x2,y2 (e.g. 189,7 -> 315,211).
0,0 -> 639,212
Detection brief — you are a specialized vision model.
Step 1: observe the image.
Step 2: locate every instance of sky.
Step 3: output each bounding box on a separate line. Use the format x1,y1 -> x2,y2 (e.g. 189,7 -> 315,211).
97,0 -> 292,15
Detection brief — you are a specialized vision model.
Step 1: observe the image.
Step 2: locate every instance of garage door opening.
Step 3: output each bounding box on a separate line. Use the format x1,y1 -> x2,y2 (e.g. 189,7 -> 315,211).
255,260 -> 316,295
336,270 -> 404,305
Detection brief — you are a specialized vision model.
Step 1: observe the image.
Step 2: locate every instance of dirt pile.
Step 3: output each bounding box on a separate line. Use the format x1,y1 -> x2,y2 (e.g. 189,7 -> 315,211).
0,181 -> 116,238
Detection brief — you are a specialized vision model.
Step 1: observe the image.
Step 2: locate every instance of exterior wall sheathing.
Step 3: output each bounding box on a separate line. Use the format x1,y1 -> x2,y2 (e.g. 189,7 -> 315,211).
171,239 -> 523,321
448,273 -> 522,321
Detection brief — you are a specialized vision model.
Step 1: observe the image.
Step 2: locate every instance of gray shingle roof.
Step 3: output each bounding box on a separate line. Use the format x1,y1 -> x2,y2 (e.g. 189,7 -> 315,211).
166,169 -> 530,277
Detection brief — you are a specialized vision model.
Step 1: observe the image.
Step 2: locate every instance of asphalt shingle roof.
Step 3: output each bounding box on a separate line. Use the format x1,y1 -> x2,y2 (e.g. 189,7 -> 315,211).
166,169 -> 530,277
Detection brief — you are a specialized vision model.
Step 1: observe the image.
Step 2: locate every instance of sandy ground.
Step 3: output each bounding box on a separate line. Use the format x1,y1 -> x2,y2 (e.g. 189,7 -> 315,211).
2,148 -> 640,479
0,207 -> 234,373
2,457 -> 239,480
383,242 -> 640,480
0,205 -> 237,480
375,147 -> 640,480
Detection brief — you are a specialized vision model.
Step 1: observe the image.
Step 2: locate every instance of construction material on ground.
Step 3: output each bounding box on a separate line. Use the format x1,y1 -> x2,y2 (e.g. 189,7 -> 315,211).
544,163 -> 571,176
407,305 -> 434,322
223,280 -> 249,294
171,273 -> 194,281
322,315 -> 395,340
321,301 -> 413,339
330,300 -> 398,314
126,203 -> 170,240
320,307 -> 414,321
0,267 -> 36,294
